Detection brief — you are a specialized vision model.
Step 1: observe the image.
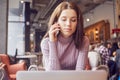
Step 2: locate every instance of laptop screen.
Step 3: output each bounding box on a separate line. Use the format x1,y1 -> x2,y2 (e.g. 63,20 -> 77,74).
16,70 -> 107,80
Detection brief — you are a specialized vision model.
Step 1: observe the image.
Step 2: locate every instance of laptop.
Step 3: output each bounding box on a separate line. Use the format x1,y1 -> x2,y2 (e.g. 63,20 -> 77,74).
16,70 -> 107,80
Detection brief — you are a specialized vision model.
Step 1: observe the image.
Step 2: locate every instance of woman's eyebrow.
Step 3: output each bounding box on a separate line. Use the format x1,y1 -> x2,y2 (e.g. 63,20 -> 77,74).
71,16 -> 77,19
61,16 -> 77,18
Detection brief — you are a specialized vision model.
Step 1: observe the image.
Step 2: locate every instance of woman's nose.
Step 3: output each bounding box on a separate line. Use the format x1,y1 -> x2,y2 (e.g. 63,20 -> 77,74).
66,20 -> 70,26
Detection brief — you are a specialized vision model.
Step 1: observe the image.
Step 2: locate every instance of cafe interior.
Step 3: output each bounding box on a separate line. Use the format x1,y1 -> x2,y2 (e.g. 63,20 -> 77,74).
0,0 -> 120,80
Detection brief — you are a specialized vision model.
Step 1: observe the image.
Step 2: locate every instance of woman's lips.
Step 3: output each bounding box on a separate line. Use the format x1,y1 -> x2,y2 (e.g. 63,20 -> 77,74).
64,28 -> 72,32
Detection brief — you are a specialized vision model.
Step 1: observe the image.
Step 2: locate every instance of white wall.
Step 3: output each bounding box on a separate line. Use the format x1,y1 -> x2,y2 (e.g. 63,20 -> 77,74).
0,0 -> 7,53
83,1 -> 115,38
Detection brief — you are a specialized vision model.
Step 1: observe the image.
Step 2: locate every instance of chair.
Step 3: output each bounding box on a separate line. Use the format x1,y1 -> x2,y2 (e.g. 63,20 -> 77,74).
0,54 -> 27,80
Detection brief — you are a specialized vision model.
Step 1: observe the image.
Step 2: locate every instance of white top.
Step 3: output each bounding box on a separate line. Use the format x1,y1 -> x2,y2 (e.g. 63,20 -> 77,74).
88,51 -> 101,70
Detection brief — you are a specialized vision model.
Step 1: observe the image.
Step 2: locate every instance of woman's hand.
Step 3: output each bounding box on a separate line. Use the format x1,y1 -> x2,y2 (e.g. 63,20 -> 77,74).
49,23 -> 60,42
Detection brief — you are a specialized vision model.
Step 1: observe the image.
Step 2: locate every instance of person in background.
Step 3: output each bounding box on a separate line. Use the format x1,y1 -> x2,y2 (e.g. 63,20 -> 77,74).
114,41 -> 120,79
88,44 -> 101,70
106,42 -> 112,57
94,43 -> 101,53
111,42 -> 119,57
40,1 -> 89,71
98,42 -> 110,65
116,41 -> 120,68
109,67 -> 120,80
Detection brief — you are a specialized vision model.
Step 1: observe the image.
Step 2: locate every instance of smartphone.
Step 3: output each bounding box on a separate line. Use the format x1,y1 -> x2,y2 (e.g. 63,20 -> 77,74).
55,30 -> 59,36
55,23 -> 60,36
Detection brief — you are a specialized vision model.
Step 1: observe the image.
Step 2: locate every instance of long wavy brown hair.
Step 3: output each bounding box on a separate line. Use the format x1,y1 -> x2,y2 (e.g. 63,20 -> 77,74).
43,1 -> 84,49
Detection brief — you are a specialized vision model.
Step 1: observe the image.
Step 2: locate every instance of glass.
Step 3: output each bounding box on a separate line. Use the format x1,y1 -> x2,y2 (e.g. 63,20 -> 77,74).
7,23 -> 25,56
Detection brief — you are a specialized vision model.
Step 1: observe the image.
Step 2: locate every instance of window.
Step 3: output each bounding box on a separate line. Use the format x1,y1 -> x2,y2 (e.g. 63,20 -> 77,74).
8,1 -> 25,56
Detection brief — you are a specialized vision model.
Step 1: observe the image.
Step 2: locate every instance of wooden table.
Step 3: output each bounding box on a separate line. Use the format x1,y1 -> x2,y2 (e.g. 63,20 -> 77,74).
16,54 -> 37,58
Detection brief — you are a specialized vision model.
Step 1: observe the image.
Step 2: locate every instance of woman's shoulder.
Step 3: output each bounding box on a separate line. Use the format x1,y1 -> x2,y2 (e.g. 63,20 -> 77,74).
41,37 -> 49,42
41,37 -> 49,46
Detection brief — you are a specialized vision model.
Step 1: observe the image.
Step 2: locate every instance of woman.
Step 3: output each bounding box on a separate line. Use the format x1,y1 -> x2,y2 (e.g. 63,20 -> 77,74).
40,1 -> 89,71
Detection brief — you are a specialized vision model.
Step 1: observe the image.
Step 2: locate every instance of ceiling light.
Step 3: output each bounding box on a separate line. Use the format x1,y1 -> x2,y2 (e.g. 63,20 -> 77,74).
86,18 -> 90,22
20,1 -> 24,3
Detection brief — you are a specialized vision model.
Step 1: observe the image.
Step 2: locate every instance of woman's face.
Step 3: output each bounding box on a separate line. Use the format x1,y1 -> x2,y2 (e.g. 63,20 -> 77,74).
58,9 -> 77,38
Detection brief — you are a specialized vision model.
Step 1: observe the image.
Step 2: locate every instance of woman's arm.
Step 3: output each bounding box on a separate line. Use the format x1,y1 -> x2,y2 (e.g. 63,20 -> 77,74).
40,38 -> 61,71
76,36 -> 90,70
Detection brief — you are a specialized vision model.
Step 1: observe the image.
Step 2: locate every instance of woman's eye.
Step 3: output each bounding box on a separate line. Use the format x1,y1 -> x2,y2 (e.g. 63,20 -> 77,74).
71,19 -> 77,22
61,18 -> 66,21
